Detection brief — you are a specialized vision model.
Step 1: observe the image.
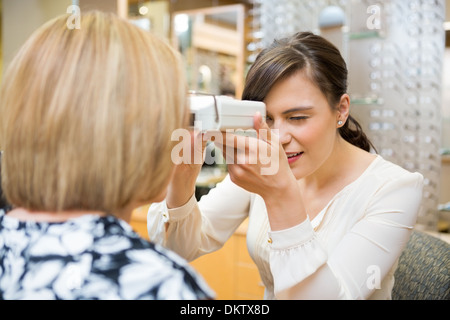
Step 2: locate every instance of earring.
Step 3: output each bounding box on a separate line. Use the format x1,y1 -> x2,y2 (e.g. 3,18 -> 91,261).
337,120 -> 343,126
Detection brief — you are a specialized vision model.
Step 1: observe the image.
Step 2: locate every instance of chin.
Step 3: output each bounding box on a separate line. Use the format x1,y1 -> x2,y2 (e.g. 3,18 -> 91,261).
291,167 -> 305,180
290,162 -> 311,180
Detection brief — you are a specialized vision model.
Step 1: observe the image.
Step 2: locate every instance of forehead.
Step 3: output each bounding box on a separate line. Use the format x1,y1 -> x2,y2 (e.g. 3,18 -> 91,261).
264,71 -> 329,112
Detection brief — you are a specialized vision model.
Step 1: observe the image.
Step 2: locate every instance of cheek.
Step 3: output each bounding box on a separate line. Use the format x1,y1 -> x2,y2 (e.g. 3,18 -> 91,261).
292,121 -> 331,147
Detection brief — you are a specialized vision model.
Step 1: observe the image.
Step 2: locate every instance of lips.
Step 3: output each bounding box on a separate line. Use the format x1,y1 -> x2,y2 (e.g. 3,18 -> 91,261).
286,151 -> 303,164
286,151 -> 303,159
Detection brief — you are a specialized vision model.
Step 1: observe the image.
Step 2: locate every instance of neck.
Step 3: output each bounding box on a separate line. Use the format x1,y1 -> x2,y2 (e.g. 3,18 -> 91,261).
6,200 -> 145,224
300,136 -> 356,190
7,208 -> 108,223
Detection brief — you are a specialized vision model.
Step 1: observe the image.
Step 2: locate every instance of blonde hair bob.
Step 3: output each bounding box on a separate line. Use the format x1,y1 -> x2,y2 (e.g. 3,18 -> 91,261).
0,11 -> 187,215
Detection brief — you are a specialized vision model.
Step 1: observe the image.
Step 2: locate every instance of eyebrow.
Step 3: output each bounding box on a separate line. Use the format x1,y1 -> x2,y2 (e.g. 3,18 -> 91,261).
281,106 -> 314,115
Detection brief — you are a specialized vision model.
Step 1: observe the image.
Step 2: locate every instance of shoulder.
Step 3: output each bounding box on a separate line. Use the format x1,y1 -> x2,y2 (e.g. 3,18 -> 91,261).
359,156 -> 424,223
339,155 -> 424,214
90,216 -> 214,300
369,155 -> 424,188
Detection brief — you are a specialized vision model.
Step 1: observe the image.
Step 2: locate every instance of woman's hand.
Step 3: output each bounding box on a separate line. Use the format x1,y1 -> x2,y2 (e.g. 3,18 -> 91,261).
215,113 -> 307,230
166,130 -> 206,209
215,113 -> 291,197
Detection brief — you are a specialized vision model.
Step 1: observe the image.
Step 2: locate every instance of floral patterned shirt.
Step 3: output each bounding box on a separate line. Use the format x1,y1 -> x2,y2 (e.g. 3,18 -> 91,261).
0,209 -> 214,300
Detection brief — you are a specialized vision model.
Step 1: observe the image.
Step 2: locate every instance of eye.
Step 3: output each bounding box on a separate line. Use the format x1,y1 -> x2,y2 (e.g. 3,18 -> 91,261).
289,116 -> 308,121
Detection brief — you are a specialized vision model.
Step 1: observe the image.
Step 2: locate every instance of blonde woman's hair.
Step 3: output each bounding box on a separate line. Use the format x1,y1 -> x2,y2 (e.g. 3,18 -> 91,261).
0,11 -> 187,214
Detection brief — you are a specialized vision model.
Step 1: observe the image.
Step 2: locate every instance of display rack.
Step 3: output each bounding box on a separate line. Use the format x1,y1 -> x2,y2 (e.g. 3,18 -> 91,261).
247,0 -> 445,230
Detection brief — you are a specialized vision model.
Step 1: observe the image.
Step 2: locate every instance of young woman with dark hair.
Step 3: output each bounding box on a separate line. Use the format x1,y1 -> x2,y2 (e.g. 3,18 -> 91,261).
243,32 -> 375,153
148,32 -> 423,299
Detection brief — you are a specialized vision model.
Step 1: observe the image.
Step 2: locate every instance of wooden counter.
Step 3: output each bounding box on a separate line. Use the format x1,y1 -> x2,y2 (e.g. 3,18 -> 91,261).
129,204 -> 150,240
442,155 -> 450,164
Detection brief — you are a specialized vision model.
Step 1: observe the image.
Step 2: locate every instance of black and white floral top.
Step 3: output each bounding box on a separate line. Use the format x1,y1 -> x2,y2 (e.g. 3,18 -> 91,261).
0,209 -> 214,300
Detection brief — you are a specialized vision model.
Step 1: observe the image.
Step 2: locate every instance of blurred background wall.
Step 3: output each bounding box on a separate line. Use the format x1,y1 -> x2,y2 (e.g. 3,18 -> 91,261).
0,0 -> 449,231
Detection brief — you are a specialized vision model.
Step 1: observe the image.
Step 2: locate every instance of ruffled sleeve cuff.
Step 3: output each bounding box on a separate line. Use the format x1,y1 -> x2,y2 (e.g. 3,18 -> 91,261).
166,193 -> 198,222
147,194 -> 198,245
268,218 -> 328,295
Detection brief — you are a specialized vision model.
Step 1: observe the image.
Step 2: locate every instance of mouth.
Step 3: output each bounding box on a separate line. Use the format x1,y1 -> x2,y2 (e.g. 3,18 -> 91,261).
287,151 -> 303,158
286,151 -> 303,164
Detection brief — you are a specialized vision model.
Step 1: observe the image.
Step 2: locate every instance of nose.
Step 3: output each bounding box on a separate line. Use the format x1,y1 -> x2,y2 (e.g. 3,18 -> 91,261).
278,128 -> 292,146
271,120 -> 291,146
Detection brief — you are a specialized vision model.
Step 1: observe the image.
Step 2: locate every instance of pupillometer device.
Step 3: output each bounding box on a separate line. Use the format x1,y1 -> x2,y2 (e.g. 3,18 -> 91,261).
188,92 -> 266,132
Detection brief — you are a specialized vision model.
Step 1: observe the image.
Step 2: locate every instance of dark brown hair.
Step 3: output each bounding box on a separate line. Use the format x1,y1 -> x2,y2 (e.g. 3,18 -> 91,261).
242,31 -> 375,152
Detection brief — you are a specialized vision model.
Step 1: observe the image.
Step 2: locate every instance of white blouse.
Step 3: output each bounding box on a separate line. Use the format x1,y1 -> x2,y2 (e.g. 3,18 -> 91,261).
147,155 -> 424,299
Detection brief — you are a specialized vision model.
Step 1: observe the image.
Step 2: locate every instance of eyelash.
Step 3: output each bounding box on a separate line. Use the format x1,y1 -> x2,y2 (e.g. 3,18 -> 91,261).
266,116 -> 309,123
289,116 -> 308,121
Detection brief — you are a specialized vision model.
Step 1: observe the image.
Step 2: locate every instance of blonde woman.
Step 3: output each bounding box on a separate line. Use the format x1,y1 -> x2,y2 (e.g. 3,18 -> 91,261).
0,11 -> 213,300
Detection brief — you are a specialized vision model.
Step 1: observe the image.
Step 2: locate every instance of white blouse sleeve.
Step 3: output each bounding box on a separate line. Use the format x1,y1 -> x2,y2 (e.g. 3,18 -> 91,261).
147,175 -> 251,262
270,171 -> 424,300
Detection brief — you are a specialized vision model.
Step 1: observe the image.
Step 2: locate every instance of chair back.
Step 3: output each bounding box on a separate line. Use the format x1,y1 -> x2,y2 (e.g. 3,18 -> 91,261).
392,230 -> 450,300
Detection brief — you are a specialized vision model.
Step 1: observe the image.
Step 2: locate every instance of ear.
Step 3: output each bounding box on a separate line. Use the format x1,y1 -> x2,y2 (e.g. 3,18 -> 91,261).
336,93 -> 350,126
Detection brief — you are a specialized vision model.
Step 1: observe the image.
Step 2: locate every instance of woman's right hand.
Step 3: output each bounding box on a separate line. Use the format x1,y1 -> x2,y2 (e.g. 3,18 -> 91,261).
166,130 -> 206,208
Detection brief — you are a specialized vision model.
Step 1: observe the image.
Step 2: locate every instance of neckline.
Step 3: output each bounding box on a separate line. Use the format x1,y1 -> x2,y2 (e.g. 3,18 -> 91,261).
311,154 -> 381,229
0,209 -> 111,227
